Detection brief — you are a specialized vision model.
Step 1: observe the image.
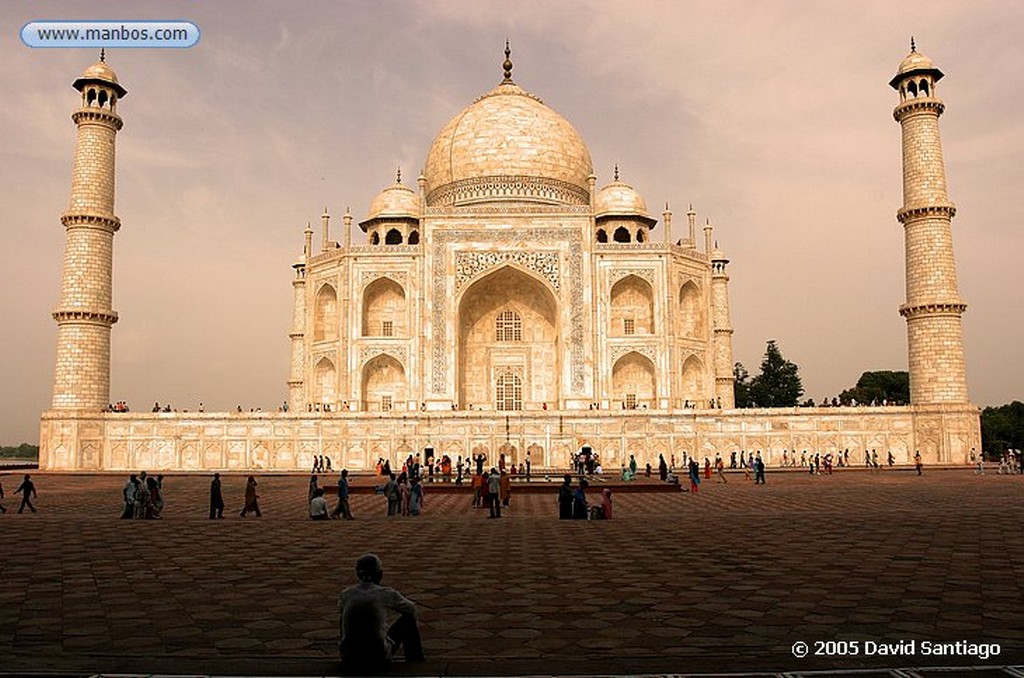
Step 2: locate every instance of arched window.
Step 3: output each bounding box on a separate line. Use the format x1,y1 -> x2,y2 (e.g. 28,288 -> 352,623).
371,231 -> 380,245
636,229 -> 645,243
596,229 -> 608,243
98,90 -> 108,108
495,369 -> 523,411
385,229 -> 403,245
908,80 -> 918,97
87,88 -> 97,106
408,230 -> 420,245
613,226 -> 631,243
919,79 -> 929,96
495,309 -> 522,342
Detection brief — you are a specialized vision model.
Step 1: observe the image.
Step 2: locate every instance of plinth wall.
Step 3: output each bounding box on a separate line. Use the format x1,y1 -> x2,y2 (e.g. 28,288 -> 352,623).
39,405 -> 980,472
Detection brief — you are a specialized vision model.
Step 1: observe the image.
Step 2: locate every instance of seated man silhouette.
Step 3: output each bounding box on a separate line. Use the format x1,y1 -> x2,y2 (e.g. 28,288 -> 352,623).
339,553 -> 424,671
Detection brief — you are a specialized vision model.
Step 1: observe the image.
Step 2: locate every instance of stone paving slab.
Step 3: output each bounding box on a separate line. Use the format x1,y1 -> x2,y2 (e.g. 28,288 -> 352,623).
0,470 -> 1021,676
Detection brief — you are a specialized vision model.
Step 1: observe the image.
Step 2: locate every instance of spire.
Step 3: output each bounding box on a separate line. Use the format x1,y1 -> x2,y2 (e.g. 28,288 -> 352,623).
396,166 -> 402,184
99,48 -> 106,63
910,36 -> 916,52
502,39 -> 514,83
613,164 -> 619,181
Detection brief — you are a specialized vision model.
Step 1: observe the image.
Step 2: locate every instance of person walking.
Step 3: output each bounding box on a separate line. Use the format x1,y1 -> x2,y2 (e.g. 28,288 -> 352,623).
716,455 -> 727,483
240,475 -> 262,517
688,459 -> 701,493
974,448 -> 985,475
331,469 -> 354,519
914,451 -> 923,476
486,469 -> 501,518
658,454 -> 668,481
209,473 -> 224,519
499,469 -> 511,508
601,487 -> 613,519
14,474 -> 37,513
557,474 -> 573,519
754,454 -> 766,484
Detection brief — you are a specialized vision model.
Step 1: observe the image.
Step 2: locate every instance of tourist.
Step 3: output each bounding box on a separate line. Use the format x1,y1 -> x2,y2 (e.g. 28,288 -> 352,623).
308,474 -> 319,504
473,453 -> 485,476
558,474 -> 574,519
121,474 -> 138,519
487,468 -> 501,518
645,462 -> 652,478
471,470 -> 483,508
914,450 -> 923,476
325,456 -> 333,472
409,476 -> 424,516
974,448 -> 984,475
146,476 -> 163,518
240,475 -> 262,517
331,469 -> 354,520
888,451 -> 896,467
209,473 -> 224,519
628,454 -> 637,478
704,457 -> 712,480
715,455 -> 727,483
525,452 -> 532,481
338,553 -> 424,670
601,488 -> 613,519
658,454 -> 668,481
500,469 -> 511,508
384,473 -> 399,516
398,472 -> 411,516
754,453 -> 766,484
133,473 -> 150,519
13,474 -> 37,514
455,456 -> 464,485
571,479 -> 589,519
0,479 -> 5,514
310,488 -> 329,520
688,459 -> 701,493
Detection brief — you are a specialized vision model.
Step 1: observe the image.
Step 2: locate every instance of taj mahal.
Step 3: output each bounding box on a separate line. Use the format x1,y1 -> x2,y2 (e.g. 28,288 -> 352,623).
39,44 -> 980,471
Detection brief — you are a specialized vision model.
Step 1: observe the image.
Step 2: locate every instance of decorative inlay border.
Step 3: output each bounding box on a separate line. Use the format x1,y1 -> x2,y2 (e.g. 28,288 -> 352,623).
455,251 -> 560,294
610,344 -> 658,365
432,229 -> 584,394
359,346 -> 407,367
426,175 -> 589,207
610,268 -> 654,286
426,205 -> 591,216
360,270 -> 408,288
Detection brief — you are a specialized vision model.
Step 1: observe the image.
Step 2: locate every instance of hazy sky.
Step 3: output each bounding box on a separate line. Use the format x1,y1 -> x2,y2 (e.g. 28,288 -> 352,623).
3,0 -> 1022,444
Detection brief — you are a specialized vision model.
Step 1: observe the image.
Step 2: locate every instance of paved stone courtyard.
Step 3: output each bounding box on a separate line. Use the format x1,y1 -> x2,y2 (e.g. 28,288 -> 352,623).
0,468 -> 1021,676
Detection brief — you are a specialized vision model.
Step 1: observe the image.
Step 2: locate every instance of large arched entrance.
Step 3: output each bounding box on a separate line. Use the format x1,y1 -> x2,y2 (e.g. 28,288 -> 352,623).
457,266 -> 559,410
361,354 -> 407,412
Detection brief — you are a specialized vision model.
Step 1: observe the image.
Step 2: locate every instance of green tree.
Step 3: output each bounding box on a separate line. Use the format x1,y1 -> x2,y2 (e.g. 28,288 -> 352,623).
980,401 -> 1024,458
748,340 -> 804,407
733,362 -> 752,408
838,370 -> 909,405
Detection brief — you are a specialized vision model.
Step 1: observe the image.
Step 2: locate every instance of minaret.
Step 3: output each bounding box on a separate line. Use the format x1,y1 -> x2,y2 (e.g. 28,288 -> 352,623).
662,203 -> 672,244
288,224 -> 312,411
51,53 -> 127,411
710,244 -> 735,408
890,41 -> 969,404
686,204 -> 696,247
321,206 -> 331,251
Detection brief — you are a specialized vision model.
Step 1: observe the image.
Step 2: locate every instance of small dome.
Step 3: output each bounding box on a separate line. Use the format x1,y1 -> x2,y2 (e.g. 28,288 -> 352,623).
362,183 -> 421,225
594,180 -> 655,224
711,246 -> 728,262
889,47 -> 943,89
73,58 -> 127,97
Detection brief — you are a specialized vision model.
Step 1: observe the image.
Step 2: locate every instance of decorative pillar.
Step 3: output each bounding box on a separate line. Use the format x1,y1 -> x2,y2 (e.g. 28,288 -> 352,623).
51,54 -> 127,411
287,245 -> 307,411
891,41 -> 969,404
710,245 -> 735,408
687,204 -> 696,248
662,203 -> 672,244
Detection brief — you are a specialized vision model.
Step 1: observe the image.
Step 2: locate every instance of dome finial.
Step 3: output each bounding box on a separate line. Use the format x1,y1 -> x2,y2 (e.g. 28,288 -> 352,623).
99,48 -> 106,63
502,39 -> 514,83
910,36 -> 916,52
613,164 -> 619,181
396,166 -> 402,184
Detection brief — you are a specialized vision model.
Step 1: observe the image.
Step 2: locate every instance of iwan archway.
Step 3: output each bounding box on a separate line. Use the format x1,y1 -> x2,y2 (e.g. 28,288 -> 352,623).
457,265 -> 560,411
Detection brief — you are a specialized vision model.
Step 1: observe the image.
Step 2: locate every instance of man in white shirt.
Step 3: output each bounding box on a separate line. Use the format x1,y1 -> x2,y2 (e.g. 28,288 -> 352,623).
309,488 -> 329,520
338,553 -> 424,670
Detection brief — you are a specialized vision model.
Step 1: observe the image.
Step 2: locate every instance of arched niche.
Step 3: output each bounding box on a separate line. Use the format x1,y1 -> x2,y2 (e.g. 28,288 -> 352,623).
362,277 -> 406,337
361,354 -> 407,412
612,352 -> 656,408
313,284 -> 339,342
680,354 -> 703,405
313,357 -> 337,407
678,281 -> 704,339
610,274 -> 654,336
457,265 -> 559,410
